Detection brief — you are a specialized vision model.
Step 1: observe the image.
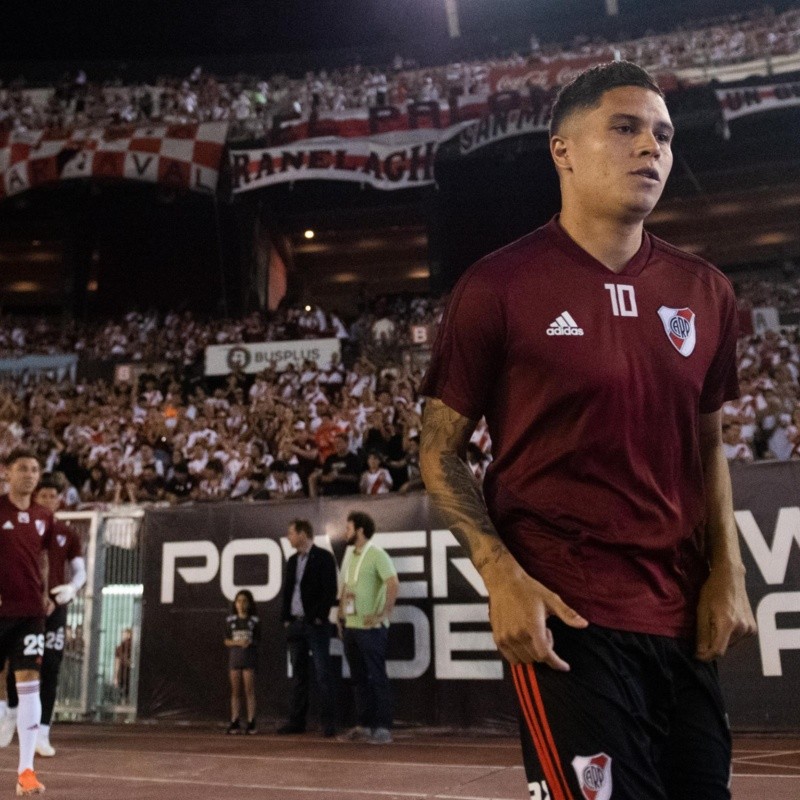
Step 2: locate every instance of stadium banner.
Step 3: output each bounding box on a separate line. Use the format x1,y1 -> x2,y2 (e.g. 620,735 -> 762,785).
230,133 -> 442,192
229,91 -> 555,192
0,354 -> 77,381
139,466 -> 800,731
204,337 -> 341,375
716,80 -> 800,122
139,495 -> 515,728
719,461 -> 800,730
0,122 -> 229,200
489,57 -> 680,95
489,54 -> 613,93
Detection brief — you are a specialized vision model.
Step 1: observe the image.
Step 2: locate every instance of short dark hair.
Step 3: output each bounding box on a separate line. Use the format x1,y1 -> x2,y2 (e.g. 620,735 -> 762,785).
550,61 -> 664,136
291,518 -> 313,538
347,510 -> 376,539
37,473 -> 61,492
5,447 -> 40,467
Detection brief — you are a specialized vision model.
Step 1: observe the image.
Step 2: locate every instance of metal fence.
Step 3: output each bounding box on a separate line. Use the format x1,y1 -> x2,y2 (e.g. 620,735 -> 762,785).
54,508 -> 144,721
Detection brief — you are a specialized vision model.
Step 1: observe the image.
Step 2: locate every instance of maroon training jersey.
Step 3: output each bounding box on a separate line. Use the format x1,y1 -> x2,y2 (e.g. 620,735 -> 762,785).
48,519 -> 83,593
421,216 -> 739,639
0,495 -> 54,617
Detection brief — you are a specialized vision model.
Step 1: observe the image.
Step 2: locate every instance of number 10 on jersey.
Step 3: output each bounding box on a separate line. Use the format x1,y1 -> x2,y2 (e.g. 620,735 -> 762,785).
604,283 -> 638,317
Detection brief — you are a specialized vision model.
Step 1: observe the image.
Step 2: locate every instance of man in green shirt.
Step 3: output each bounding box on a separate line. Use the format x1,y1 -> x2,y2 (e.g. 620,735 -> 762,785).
337,510 -> 399,745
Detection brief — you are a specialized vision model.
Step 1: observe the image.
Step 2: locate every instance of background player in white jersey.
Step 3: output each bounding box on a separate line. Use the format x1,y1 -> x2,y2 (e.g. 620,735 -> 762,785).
0,448 -> 53,795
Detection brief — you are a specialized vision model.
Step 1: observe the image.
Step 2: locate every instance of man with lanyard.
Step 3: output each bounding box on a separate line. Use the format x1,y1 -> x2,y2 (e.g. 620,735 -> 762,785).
278,519 -> 339,736
337,511 -> 398,745
0,449 -> 54,796
1,474 -> 86,758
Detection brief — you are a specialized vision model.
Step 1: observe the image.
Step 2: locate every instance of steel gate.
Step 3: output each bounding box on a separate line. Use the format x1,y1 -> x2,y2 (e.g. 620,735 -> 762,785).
55,508 -> 144,721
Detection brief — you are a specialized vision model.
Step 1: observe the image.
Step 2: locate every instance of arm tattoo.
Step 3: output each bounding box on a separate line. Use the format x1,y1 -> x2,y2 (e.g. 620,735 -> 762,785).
420,399 -> 510,573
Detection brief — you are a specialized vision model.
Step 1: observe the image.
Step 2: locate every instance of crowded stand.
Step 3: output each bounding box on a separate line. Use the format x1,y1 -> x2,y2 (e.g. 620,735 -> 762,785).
1,6 -> 799,137
0,281 -> 798,509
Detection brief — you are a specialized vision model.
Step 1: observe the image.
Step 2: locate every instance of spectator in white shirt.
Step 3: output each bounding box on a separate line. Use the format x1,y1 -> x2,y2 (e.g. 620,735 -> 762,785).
266,461 -> 304,499
360,452 -> 393,495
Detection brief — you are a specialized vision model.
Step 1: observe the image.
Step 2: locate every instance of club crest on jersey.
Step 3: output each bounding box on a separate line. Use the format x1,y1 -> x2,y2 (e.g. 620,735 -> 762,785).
658,306 -> 696,357
57,534 -> 67,547
35,519 -> 46,536
571,753 -> 612,800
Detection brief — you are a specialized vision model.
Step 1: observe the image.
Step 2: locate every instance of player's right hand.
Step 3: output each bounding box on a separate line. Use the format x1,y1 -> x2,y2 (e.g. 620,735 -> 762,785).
483,558 -> 588,671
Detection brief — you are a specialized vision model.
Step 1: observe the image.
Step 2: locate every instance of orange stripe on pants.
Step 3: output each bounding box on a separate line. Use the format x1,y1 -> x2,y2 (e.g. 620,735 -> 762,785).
511,664 -> 567,800
524,664 -> 574,800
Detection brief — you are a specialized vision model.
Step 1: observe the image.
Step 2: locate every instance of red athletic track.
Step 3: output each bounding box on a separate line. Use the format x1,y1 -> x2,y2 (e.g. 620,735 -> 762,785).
1,725 -> 798,799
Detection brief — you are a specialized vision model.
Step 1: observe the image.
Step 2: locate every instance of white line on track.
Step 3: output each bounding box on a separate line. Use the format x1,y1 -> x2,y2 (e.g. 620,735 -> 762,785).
58,729 -> 524,750
31,744 -> 524,771
0,768 -> 521,800
733,749 -> 800,762
733,774 -> 800,779
732,763 -> 800,773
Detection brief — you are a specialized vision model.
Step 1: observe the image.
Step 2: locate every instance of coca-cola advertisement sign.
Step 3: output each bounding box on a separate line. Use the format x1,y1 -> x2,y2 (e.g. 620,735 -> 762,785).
490,55 -> 614,93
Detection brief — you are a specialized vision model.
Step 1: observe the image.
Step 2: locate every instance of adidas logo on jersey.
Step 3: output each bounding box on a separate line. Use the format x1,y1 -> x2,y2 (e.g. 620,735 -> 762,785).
546,311 -> 584,336
2,521 -> 13,530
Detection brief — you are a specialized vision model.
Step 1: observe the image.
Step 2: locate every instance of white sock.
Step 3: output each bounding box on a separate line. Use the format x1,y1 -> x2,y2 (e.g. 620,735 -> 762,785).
16,681 -> 41,773
38,724 -> 50,741
0,701 -> 7,717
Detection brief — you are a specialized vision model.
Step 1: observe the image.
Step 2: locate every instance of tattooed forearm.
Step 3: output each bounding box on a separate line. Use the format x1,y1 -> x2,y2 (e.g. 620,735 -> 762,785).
420,399 -> 511,576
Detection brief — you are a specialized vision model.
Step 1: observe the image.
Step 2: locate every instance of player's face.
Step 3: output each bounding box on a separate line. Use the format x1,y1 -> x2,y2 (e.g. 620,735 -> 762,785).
7,458 -> 41,497
35,486 -> 61,513
554,85 -> 674,222
345,520 -> 356,543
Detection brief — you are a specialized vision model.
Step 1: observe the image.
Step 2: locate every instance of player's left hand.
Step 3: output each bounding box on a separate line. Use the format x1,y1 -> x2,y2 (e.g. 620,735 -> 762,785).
51,583 -> 76,605
695,562 -> 757,662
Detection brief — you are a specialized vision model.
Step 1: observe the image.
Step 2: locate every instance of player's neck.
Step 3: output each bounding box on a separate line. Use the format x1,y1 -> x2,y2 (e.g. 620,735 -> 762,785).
7,490 -> 32,510
353,533 -> 369,553
558,208 -> 644,274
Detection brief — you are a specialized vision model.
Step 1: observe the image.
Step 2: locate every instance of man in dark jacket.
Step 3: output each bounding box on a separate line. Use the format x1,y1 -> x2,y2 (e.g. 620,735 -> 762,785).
278,519 -> 339,736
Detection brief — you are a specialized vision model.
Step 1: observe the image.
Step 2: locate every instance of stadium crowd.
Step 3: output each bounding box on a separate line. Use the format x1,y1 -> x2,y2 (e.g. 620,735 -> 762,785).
0,279 -> 798,507
0,295 -> 464,506
0,6 -> 798,137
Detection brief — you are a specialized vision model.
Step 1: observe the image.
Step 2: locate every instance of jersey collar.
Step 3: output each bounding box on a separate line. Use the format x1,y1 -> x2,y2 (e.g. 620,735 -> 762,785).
546,214 -> 652,278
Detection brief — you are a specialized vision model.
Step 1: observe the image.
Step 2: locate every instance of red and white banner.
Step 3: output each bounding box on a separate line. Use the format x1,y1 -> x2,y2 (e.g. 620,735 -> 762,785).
490,56 -> 679,95
230,93 -> 553,192
716,81 -> 800,122
489,54 -> 614,93
0,121 -> 228,200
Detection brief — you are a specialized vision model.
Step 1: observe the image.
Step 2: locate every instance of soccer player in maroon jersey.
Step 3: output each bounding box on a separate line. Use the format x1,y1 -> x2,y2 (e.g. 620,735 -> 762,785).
0,448 -> 54,795
420,62 -> 756,800
2,474 -> 86,758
